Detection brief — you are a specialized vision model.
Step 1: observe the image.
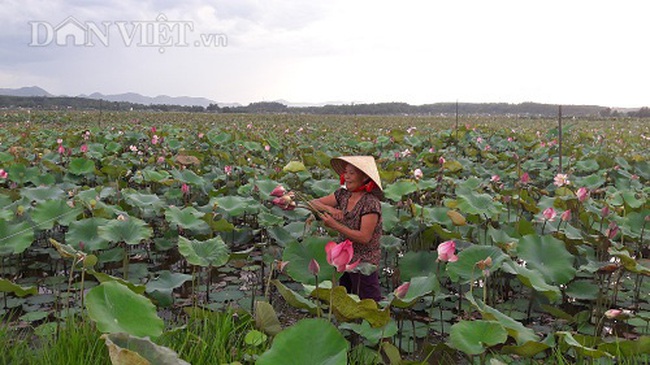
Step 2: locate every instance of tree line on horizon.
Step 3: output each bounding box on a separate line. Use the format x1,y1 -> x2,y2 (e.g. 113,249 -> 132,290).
1,95 -> 648,118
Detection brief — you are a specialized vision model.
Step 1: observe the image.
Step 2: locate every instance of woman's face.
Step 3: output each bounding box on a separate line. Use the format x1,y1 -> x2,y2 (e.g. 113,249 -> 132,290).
343,164 -> 369,191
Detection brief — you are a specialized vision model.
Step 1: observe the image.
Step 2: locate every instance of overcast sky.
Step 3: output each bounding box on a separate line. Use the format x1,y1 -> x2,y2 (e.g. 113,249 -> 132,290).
1,0 -> 648,107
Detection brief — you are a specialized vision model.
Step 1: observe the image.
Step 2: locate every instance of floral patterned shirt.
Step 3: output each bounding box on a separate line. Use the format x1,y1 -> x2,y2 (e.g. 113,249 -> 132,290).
334,188 -> 382,266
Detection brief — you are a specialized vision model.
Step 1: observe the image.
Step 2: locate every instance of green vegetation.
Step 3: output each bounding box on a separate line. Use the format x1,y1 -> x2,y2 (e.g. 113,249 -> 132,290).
0,110 -> 648,364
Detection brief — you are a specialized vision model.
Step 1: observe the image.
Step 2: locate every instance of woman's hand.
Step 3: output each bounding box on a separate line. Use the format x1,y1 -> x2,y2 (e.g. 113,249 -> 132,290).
327,207 -> 344,220
320,212 -> 339,229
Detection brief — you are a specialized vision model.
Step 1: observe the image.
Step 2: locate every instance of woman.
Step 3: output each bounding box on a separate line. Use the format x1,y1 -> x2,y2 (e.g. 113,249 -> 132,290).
310,156 -> 383,301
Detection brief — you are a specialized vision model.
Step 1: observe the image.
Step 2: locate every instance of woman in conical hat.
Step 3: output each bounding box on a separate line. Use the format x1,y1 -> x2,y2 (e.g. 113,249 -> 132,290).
310,156 -> 383,301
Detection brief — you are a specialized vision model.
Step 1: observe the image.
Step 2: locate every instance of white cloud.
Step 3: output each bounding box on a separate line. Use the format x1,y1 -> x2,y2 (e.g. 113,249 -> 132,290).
0,0 -> 648,107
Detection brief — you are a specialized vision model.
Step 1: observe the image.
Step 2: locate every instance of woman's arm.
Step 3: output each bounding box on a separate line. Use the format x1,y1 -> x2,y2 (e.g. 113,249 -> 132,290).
310,194 -> 343,220
321,212 -> 379,245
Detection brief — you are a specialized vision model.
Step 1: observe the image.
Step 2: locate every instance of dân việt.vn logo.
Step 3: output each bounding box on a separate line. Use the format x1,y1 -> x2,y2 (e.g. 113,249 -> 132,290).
29,14 -> 227,53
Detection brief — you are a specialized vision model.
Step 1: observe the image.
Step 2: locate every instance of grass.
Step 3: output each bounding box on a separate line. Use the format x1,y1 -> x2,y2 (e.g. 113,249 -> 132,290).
157,307 -> 268,364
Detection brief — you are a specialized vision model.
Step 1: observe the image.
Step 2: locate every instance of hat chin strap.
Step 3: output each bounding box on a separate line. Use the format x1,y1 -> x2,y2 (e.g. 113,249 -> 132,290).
341,174 -> 375,192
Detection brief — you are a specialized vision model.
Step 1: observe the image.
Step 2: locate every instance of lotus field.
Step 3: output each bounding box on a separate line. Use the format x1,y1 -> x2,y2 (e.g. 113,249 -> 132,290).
0,110 -> 649,364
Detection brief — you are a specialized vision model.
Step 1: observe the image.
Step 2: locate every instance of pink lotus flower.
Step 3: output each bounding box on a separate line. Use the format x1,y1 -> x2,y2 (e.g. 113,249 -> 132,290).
56,138 -> 63,144
80,144 -> 88,153
437,240 -> 458,262
272,194 -> 296,211
198,132 -> 204,139
325,239 -> 360,273
491,175 -> 500,183
606,222 -> 619,240
428,147 -> 435,153
151,126 -> 157,134
413,168 -> 423,180
439,156 -> 446,165
264,145 -> 271,152
181,183 -> 190,195
224,165 -> 232,175
543,207 -> 557,221
394,282 -> 410,299
560,209 -> 571,222
554,173 -> 570,187
157,156 -> 165,164
151,135 -> 159,145
270,185 -> 287,197
604,309 -> 622,319
601,206 -> 610,217
57,144 -> 65,154
576,187 -> 589,202
308,258 -> 320,276
0,169 -> 7,179
520,172 -> 530,184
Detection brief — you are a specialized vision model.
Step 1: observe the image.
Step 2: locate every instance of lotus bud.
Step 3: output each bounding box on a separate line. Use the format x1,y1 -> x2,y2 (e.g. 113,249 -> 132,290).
308,258 -> 320,276
394,282 -> 410,299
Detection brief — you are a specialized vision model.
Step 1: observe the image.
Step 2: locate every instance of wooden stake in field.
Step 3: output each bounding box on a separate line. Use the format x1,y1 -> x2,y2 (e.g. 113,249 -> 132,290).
558,105 -> 563,174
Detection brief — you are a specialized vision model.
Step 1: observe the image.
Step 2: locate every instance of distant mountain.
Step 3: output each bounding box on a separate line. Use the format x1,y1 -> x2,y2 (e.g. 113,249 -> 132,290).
81,92 -> 217,107
0,86 -> 52,97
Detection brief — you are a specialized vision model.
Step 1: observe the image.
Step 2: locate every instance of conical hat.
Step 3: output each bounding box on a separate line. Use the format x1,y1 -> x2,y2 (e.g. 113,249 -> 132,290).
330,156 -> 382,191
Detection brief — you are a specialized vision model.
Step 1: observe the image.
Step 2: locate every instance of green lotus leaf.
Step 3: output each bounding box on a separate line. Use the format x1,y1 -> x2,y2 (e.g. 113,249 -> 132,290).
146,270 -> 192,307
69,158 -> 96,175
164,206 -> 209,233
557,331 -> 612,359
170,169 -> 204,185
598,336 -> 650,357
383,180 -> 417,202
208,217 -> 235,233
0,220 -> 34,255
254,300 -> 283,336
257,318 -> 348,365
98,216 -> 153,245
381,202 -> 399,232
575,159 -> 600,173
178,236 -> 229,268
272,279 -> 319,315
30,199 -> 82,230
20,185 -> 65,202
66,217 -> 110,251
502,261 -> 561,301
258,212 -> 284,227
501,341 -> 552,357
456,190 -> 501,217
565,280 -> 599,300
283,161 -> 306,173
266,225 -> 298,247
307,179 -> 339,198
339,319 -> 398,346
0,278 -> 37,297
139,169 -> 172,183
443,159 -> 463,173
516,234 -> 576,284
86,281 -> 164,339
7,164 -> 40,184
124,192 -> 167,215
392,275 -> 439,308
379,234 -> 403,251
244,329 -> 267,347
608,247 -> 650,275
211,195 -> 261,217
207,131 -> 231,145
88,270 -> 147,294
449,320 -> 508,355
399,250 -> 439,281
252,179 -> 283,198
447,245 -> 509,283
102,332 -> 190,365
573,174 -> 606,190
283,236 -> 335,285
466,292 -> 539,345
312,286 -> 390,328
